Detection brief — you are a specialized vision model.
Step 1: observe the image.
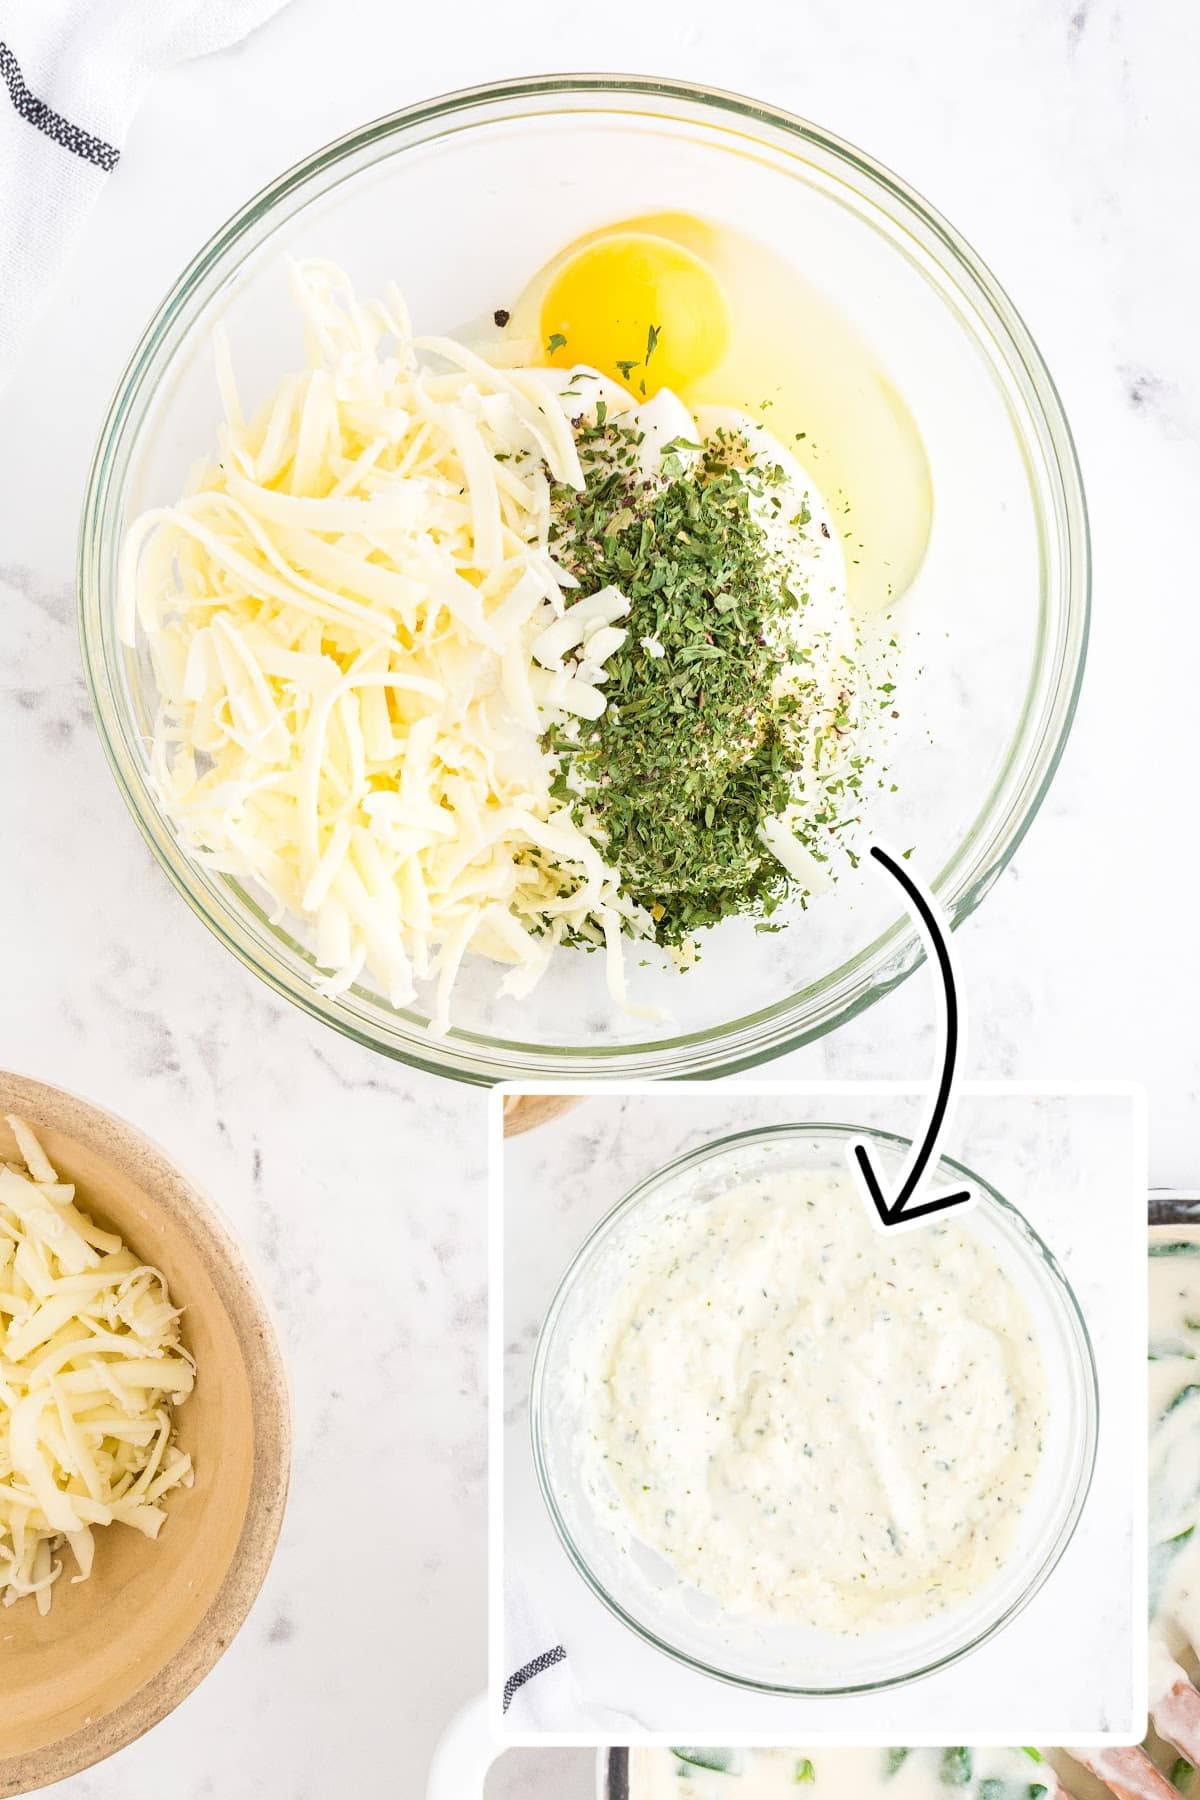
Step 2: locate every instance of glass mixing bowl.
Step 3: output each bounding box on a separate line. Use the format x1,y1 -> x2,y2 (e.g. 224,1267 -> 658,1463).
529,1123 -> 1098,1694
79,76 -> 1089,1084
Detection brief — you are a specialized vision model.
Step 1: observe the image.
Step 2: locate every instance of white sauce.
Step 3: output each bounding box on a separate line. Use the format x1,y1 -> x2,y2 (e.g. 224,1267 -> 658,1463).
1149,1227 -> 1200,1700
581,1171 -> 1046,1634
628,1746 -> 1053,1799
609,1228 -> 1193,1800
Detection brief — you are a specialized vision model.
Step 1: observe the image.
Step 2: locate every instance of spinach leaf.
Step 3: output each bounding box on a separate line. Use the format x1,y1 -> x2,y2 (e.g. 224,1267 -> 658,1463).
670,1749 -> 744,1777
940,1748 -> 973,1786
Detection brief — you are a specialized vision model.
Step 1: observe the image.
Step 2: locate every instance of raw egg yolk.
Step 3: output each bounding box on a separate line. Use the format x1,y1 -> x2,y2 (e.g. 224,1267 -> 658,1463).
539,232 -> 731,397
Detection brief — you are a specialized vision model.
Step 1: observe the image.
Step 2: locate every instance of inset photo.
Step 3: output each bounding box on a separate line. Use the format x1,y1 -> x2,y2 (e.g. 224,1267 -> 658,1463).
483,1745 -> 1119,1798
492,1085 -> 1144,1744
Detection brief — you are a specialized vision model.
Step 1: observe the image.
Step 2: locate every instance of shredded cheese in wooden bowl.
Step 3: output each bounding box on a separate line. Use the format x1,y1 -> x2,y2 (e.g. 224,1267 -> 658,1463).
0,1117 -> 194,1614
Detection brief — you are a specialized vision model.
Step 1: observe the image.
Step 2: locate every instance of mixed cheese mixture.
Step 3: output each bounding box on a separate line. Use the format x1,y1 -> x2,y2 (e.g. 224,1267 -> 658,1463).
0,1118 -> 194,1612
628,1747 -> 1054,1799
121,258 -> 868,1030
579,1170 -> 1046,1633
607,1228 -> 1185,1799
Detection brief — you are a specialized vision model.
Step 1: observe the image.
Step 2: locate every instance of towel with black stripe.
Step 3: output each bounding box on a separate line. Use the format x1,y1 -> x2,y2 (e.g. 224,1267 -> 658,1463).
0,1 -> 292,387
504,1571 -> 641,1733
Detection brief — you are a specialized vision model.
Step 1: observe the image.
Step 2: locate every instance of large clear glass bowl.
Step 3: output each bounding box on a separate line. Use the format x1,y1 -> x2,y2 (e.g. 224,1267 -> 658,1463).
79,75 -> 1089,1084
530,1123 -> 1098,1694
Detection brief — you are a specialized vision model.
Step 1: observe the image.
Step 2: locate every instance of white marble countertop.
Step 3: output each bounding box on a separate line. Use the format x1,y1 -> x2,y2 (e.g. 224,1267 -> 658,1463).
502,1091 -> 1141,1741
0,0 -> 1190,1790
489,1746 -> 596,1797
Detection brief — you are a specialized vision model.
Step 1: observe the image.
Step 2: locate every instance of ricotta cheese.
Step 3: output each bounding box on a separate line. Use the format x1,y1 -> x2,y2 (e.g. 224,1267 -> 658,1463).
579,1169 -> 1046,1634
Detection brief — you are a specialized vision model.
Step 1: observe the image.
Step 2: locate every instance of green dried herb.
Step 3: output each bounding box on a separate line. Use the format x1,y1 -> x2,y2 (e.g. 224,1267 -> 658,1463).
545,419 -> 863,948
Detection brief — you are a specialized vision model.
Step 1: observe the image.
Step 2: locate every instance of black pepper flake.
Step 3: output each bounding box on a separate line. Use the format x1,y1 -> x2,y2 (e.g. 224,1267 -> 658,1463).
493,308 -> 510,328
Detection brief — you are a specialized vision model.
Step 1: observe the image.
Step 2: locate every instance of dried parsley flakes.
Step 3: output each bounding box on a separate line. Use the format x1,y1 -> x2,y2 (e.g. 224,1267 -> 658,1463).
545,418 -> 863,950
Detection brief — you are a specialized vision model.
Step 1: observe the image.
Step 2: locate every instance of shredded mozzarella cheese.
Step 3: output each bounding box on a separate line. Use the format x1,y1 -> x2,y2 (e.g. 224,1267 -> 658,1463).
0,1119 -> 195,1614
122,263 -> 651,1031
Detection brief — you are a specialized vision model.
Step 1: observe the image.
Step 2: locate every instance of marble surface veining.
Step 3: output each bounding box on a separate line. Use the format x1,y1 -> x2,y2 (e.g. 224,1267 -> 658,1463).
503,1093 -> 1140,1739
488,1746 -> 596,1797
0,0 -> 1191,1790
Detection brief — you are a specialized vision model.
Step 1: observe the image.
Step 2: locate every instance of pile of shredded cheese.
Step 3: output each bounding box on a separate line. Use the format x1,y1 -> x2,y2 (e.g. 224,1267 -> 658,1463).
0,1118 -> 194,1613
121,262 -> 652,1031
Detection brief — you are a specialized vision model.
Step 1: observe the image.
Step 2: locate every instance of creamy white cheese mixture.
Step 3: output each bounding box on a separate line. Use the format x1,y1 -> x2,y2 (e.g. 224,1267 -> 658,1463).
1149,1229 -> 1200,1701
628,1747 -> 1053,1799
580,1171 -> 1046,1634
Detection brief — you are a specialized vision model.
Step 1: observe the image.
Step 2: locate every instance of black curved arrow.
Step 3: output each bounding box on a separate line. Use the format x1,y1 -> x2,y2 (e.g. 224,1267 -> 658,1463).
850,845 -> 973,1229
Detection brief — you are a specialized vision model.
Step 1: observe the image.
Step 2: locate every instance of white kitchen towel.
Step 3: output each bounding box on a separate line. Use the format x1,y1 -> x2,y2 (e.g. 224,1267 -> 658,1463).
0,0 -> 292,386
504,1569 -> 643,1733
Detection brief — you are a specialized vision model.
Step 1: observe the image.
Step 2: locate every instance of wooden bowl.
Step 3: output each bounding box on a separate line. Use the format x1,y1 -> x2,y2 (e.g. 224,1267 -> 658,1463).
501,1095 -> 581,1138
0,1073 -> 291,1794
